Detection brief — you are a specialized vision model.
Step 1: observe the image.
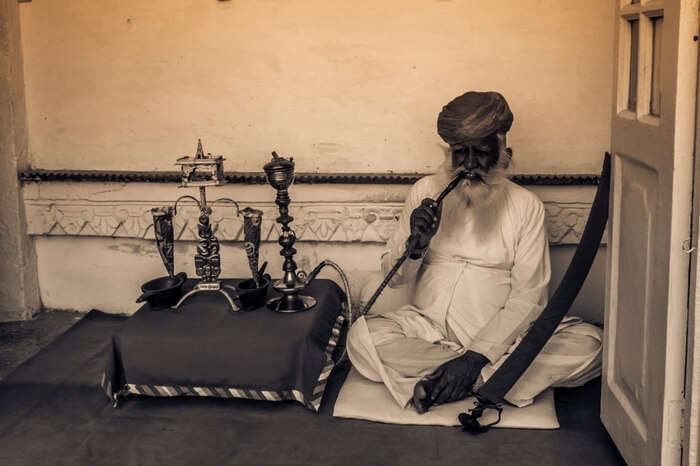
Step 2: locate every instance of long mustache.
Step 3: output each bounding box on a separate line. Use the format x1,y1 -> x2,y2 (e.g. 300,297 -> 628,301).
447,165 -> 506,187
444,146 -> 511,187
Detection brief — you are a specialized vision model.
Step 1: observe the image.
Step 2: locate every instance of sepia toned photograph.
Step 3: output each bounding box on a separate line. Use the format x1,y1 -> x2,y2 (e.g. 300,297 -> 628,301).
0,1 -> 698,465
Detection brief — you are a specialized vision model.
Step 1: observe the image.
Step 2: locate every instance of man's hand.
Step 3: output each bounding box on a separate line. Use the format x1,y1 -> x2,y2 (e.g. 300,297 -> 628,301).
412,350 -> 489,413
408,198 -> 442,259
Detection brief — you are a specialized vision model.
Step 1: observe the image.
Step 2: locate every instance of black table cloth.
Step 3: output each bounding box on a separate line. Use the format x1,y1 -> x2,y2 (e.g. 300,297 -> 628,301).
101,278 -> 347,411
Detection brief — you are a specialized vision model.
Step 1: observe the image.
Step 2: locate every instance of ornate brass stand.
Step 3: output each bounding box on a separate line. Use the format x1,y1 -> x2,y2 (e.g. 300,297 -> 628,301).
171,139 -> 241,310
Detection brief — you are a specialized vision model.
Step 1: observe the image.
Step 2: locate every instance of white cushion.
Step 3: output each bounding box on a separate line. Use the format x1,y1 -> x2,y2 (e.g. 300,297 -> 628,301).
333,367 -> 559,429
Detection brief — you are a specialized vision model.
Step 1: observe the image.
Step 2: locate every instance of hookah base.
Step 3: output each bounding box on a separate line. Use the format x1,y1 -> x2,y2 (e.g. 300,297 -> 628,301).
267,294 -> 316,313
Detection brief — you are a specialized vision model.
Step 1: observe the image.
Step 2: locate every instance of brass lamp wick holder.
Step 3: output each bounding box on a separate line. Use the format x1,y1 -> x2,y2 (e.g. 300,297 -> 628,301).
263,151 -> 316,313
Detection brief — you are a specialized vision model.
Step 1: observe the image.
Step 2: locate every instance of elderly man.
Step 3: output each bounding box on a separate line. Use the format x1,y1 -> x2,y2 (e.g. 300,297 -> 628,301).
347,91 -> 602,413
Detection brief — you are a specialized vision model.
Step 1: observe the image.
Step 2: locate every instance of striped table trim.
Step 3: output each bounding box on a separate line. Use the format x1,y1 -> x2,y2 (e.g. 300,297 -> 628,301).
101,313 -> 346,411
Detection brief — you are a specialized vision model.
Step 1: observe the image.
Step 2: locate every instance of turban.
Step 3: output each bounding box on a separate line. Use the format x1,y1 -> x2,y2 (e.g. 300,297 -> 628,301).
437,91 -> 513,145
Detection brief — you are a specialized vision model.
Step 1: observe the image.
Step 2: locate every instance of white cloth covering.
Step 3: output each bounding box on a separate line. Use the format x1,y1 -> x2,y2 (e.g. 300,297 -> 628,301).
347,314 -> 602,408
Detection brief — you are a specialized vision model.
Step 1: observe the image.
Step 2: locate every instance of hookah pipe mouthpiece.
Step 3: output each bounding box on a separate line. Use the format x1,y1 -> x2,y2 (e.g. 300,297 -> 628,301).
406,169 -> 469,252
360,169 -> 469,318
437,169 -> 469,203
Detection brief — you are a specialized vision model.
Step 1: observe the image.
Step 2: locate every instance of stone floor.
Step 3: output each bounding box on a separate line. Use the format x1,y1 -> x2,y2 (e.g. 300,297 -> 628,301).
0,310 -> 84,380
0,309 -> 625,464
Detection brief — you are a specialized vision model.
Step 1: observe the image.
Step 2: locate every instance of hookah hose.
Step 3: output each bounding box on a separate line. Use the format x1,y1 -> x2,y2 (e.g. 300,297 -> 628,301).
303,260 -> 354,361
300,169 -> 465,361
301,170 -> 466,362
358,169 -> 469,318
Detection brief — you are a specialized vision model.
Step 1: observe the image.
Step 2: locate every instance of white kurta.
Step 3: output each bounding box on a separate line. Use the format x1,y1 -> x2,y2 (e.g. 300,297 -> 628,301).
347,175 -> 602,408
381,175 -> 551,364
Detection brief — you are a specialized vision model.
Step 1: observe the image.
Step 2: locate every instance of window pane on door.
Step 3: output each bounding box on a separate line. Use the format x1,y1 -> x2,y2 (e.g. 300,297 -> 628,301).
650,16 -> 663,116
628,19 -> 639,112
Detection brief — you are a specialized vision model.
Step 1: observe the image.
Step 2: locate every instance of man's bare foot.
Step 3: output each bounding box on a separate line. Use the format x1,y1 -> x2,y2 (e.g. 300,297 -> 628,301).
412,378 -> 434,414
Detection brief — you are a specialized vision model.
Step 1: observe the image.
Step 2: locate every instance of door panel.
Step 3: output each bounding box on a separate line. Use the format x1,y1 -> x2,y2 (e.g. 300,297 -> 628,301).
607,155 -> 658,443
603,0 -> 698,464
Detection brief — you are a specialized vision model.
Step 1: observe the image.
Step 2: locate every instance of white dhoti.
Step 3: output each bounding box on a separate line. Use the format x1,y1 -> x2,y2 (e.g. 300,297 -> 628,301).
346,310 -> 602,408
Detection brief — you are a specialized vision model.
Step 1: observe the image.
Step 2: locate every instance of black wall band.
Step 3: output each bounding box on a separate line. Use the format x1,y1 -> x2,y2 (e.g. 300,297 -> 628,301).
19,170 -> 600,186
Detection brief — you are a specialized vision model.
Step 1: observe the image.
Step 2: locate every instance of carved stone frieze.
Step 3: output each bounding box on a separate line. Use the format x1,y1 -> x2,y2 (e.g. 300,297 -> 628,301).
543,202 -> 597,245
24,199 -> 597,245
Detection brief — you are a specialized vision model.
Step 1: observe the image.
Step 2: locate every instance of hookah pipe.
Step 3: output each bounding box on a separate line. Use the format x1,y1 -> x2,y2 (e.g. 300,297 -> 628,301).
261,152 -> 465,354
299,169 -> 467,362
301,259 -> 354,360
357,169 -> 469,319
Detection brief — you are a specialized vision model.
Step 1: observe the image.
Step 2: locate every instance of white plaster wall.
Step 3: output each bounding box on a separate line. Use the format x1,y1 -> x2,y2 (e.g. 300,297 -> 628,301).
33,235 -> 606,323
33,236 -> 387,314
19,0 -> 613,174
18,1 -> 613,319
0,0 -> 41,320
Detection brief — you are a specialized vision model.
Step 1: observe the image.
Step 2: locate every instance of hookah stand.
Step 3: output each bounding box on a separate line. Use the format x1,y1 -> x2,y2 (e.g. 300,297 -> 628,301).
264,152 -> 316,313
171,188 -> 241,310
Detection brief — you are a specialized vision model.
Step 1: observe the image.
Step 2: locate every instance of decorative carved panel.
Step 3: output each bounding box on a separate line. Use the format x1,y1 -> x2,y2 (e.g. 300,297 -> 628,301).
24,199 -> 596,245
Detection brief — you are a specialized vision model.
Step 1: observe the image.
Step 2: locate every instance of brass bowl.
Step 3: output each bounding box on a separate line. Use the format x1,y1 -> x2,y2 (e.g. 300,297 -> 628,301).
263,154 -> 295,190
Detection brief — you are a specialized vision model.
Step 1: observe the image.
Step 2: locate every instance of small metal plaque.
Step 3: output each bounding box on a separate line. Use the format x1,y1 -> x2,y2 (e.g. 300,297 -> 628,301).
195,282 -> 221,291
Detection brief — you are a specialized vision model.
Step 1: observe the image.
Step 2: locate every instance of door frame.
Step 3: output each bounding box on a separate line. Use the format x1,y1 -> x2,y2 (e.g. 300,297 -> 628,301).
683,24 -> 700,465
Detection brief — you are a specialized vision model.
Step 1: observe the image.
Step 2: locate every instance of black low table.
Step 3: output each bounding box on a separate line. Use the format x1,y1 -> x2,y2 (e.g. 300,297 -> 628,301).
101,278 -> 347,411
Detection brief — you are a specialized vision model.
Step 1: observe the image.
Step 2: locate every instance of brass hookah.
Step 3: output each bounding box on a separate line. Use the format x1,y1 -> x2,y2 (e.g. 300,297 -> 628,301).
263,151 -> 317,312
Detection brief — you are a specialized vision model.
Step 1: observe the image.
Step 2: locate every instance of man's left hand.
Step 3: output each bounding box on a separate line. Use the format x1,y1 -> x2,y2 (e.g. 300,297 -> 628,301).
428,350 -> 490,406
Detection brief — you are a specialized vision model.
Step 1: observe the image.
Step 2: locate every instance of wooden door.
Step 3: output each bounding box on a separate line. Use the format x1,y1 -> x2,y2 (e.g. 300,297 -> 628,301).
603,0 -> 698,465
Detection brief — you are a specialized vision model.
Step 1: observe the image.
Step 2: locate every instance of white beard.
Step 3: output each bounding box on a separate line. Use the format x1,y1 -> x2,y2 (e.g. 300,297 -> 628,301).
435,160 -> 509,242
455,177 -> 500,207
435,157 -> 507,209
435,139 -> 511,208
